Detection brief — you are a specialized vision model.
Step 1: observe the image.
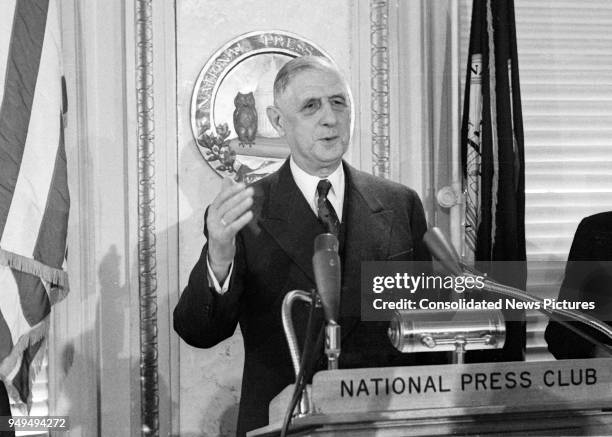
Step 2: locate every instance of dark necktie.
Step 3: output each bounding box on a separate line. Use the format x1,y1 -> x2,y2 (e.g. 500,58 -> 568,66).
316,179 -> 340,236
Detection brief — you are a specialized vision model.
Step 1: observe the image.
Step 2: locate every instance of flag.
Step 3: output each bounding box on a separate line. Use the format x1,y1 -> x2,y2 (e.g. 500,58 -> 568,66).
461,0 -> 526,361
0,0 -> 69,410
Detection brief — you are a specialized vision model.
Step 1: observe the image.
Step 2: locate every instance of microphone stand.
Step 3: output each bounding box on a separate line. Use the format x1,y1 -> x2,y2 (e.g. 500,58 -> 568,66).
424,227 -> 612,355
281,289 -> 318,416
280,233 -> 342,436
280,288 -> 322,437
462,264 -> 612,356
325,321 -> 340,370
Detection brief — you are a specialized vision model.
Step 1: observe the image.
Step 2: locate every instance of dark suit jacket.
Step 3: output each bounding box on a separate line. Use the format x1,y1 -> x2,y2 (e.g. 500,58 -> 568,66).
545,211 -> 612,359
174,160 -> 440,435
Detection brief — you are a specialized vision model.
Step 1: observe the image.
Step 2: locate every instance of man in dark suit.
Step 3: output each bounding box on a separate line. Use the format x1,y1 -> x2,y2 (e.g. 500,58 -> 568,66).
174,56 -> 439,436
545,211 -> 612,359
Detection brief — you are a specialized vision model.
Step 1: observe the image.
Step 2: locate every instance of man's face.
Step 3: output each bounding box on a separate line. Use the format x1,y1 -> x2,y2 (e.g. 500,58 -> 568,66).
269,67 -> 351,176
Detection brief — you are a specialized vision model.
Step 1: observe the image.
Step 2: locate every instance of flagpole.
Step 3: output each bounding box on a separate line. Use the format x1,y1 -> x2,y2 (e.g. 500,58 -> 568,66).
450,0 -> 463,256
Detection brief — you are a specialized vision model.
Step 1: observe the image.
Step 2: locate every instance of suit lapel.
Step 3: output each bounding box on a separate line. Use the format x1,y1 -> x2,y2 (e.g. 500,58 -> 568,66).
340,164 -> 393,324
259,161 -> 324,285
258,161 -> 395,333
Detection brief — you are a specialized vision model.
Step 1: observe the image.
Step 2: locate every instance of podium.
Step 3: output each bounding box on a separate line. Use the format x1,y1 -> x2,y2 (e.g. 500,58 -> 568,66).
248,358 -> 612,436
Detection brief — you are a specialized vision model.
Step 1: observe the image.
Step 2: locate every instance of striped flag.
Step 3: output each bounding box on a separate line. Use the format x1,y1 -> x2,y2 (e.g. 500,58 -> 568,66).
460,0 -> 526,361
0,0 -> 69,410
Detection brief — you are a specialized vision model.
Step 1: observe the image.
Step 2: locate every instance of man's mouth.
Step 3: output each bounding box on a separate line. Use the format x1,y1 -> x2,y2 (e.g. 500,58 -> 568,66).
320,135 -> 339,143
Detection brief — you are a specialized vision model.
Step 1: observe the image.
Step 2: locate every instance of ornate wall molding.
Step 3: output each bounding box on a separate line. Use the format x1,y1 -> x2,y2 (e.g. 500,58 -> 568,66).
135,0 -> 159,435
370,0 -> 390,179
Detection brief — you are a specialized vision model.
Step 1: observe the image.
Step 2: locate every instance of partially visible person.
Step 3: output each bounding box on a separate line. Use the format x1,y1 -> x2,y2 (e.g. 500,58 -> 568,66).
0,381 -> 14,437
545,211 -> 612,359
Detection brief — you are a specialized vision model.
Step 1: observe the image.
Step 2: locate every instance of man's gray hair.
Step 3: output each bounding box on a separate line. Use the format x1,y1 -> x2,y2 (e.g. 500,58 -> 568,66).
273,56 -> 339,103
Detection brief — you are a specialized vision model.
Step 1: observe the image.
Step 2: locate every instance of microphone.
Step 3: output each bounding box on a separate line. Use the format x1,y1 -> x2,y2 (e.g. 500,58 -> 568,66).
313,234 -> 341,323
423,227 -> 612,356
312,233 -> 341,369
279,233 -> 342,431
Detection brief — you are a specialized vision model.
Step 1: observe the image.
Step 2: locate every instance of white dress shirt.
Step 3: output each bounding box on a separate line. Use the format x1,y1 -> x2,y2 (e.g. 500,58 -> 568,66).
289,157 -> 344,222
207,157 -> 346,294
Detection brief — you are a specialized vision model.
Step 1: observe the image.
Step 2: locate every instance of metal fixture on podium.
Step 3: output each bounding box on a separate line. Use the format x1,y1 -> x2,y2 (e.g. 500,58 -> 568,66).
388,309 -> 505,364
281,289 -> 316,416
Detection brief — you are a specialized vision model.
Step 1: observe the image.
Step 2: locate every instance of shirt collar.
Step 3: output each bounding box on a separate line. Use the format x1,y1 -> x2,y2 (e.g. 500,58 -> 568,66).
289,157 -> 345,221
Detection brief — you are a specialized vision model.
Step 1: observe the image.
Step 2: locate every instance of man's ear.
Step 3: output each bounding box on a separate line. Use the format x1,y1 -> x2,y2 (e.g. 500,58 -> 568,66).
266,106 -> 285,137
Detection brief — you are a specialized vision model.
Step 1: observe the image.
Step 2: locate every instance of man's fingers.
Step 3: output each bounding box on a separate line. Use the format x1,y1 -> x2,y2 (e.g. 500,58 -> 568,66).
211,178 -> 246,209
219,197 -> 253,226
225,210 -> 254,234
217,188 -> 254,221
216,186 -> 254,218
206,177 -> 254,243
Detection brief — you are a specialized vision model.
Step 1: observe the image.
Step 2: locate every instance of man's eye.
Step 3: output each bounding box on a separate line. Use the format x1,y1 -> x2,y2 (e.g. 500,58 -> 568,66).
303,101 -> 319,112
332,98 -> 347,107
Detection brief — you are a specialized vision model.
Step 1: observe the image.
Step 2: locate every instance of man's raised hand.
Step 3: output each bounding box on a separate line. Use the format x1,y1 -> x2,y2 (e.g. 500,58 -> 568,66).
206,177 -> 254,281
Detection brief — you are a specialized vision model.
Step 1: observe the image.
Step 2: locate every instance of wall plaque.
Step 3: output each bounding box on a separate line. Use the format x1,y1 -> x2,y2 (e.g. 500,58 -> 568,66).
190,31 -> 331,183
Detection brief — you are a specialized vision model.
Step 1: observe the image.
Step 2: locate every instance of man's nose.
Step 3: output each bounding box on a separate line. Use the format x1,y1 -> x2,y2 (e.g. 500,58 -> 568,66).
319,101 -> 337,126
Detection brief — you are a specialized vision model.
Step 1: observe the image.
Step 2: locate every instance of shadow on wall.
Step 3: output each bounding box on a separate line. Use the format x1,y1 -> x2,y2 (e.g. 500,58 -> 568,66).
58,141 -> 244,436
174,142 -> 244,436
58,245 -> 176,434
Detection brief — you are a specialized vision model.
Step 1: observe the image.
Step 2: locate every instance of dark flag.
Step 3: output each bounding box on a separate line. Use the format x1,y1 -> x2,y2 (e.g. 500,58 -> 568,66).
0,0 -> 69,412
461,0 -> 526,361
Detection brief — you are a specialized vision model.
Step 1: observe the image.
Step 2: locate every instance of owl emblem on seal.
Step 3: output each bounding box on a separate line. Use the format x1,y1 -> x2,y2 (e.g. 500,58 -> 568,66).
233,91 -> 258,147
